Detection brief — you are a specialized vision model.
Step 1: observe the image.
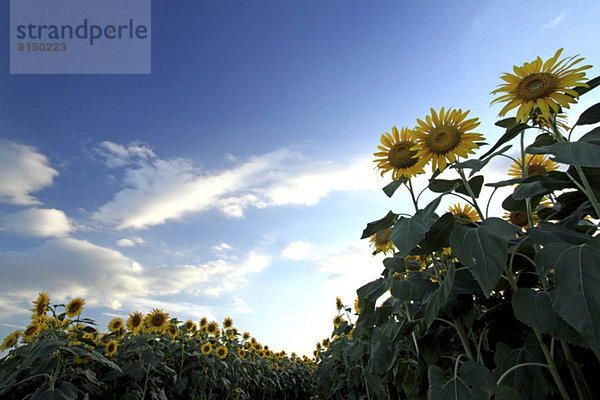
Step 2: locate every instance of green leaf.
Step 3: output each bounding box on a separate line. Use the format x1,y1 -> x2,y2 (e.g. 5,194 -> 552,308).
480,123 -> 530,159
574,75 -> 600,96
421,212 -> 456,253
526,133 -> 557,151
449,218 -> 515,296
529,128 -> 600,167
357,277 -> 390,304
493,336 -> 552,400
360,211 -> 398,239
512,288 -> 586,347
452,145 -> 512,178
383,255 -> 406,274
494,385 -> 526,400
576,102 -> 600,125
495,117 -> 518,128
544,237 -> 600,358
429,361 -> 495,400
429,176 -> 484,198
512,181 -> 549,200
527,222 -> 592,246
390,208 -> 439,256
382,177 -> 407,198
391,273 -> 437,302
424,264 -> 455,327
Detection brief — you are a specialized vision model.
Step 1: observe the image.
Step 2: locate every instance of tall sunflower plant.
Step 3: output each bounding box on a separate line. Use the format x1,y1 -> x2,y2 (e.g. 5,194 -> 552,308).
315,49 -> 600,400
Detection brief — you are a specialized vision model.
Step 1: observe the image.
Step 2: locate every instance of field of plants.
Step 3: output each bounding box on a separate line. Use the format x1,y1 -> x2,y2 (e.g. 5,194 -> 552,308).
2,49 -> 600,399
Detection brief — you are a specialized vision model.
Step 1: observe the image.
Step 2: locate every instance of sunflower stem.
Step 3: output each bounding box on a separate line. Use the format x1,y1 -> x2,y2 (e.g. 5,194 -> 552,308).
456,168 -> 484,219
561,340 -> 593,400
533,329 -> 572,400
406,179 -> 419,212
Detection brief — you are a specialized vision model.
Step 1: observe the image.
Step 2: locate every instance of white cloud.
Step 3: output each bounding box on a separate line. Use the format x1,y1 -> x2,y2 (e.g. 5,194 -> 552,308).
115,237 -> 146,247
1,208 -> 73,237
95,140 -> 156,168
92,144 -> 384,229
540,11 -> 566,32
212,242 -> 233,253
0,238 -> 269,321
0,140 -> 58,205
281,241 -> 312,260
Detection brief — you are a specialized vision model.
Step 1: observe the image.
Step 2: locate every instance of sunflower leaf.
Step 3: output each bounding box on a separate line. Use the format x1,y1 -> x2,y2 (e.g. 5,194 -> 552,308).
452,145 -> 512,177
382,177 -> 407,198
576,102 -> 600,126
526,133 -> 557,151
574,75 -> 600,96
360,211 -> 398,239
480,123 -> 530,160
495,117 -> 518,128
424,264 -> 455,327
428,361 -> 495,400
390,197 -> 441,256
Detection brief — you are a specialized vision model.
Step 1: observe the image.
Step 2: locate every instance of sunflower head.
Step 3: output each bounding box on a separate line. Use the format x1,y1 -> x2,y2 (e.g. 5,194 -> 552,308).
335,297 -> 343,311
199,317 -> 208,327
448,204 -> 480,224
127,311 -> 144,334
108,318 -> 124,333
65,297 -> 85,318
333,315 -> 345,328
216,345 -> 228,359
223,317 -> 233,329
354,297 -> 361,315
167,323 -> 178,339
507,154 -> 559,179
1,330 -> 21,351
413,108 -> 484,172
369,228 -> 395,255
206,321 -> 218,335
201,342 -> 212,355
503,210 -> 539,229
374,126 -> 428,180
491,49 -> 592,122
22,323 -> 42,343
105,340 -> 118,357
144,309 -> 170,334
30,291 -> 50,319
184,320 -> 197,333
404,255 -> 429,272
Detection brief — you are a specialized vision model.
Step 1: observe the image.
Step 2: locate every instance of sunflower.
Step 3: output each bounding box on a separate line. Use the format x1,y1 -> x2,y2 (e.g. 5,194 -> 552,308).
199,317 -> 208,327
65,297 -> 85,318
223,317 -> 233,329
184,320 -> 197,333
404,255 -> 429,272
354,297 -> 361,315
335,297 -> 343,311
333,315 -> 345,328
206,321 -> 219,336
108,318 -> 124,333
533,112 -> 570,132
127,311 -> 143,334
374,126 -> 428,180
144,309 -> 170,334
448,204 -> 480,224
22,323 -> 42,343
1,330 -> 21,351
74,356 -> 91,364
503,210 -> 539,229
322,338 -> 330,348
238,348 -> 246,359
167,323 -> 178,339
215,345 -> 228,359
30,291 -> 50,319
105,340 -> 118,357
412,108 -> 484,172
369,228 -> 395,255
507,154 -> 559,179
491,49 -> 591,123
201,342 -> 212,355
242,332 -> 251,341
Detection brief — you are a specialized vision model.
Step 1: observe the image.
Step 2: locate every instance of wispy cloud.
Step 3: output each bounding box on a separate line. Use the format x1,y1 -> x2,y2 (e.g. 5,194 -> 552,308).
0,140 -> 58,205
540,11 -> 567,33
92,142 -> 384,229
281,241 -> 312,260
115,237 -> 146,247
1,208 -> 73,238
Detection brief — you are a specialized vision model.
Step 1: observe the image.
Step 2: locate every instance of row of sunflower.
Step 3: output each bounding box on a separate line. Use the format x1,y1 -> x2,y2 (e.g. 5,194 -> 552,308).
312,49 -> 600,399
0,292 -> 317,399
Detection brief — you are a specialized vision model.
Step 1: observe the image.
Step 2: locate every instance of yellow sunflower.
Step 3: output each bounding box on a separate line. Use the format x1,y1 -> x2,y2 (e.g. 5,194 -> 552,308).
404,255 -> 429,272
503,210 -> 539,229
1,330 -> 21,351
215,345 -> 228,359
206,321 -> 219,336
448,204 -> 480,224
374,126 -> 428,180
201,342 -> 212,355
354,297 -> 361,315
30,291 -> 50,319
242,332 -> 251,341
184,320 -> 197,333
65,297 -> 85,318
167,323 -> 178,339
238,348 -> 246,359
333,315 -> 345,328
335,297 -> 343,311
369,228 -> 395,255
491,49 -> 591,123
223,317 -> 233,330
412,108 -> 484,172
127,311 -> 144,334
144,309 -> 170,334
507,154 -> 559,179
108,318 -> 124,333
532,112 -> 570,132
22,323 -> 42,343
199,317 -> 208,327
105,339 -> 118,357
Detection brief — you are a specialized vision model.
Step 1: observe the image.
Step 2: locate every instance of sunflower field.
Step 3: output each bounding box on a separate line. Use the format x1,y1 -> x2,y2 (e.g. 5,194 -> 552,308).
3,49 -> 600,399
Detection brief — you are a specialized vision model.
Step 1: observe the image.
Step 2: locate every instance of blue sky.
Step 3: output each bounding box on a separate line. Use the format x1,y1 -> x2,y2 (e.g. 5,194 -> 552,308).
2,0 -> 600,356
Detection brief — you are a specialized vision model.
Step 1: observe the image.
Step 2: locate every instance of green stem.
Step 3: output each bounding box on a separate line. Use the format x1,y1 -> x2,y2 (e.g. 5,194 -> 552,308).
496,362 -> 550,386
456,168 -> 484,219
533,330 -> 571,400
454,319 -> 475,361
407,179 -> 419,212
561,341 -> 593,400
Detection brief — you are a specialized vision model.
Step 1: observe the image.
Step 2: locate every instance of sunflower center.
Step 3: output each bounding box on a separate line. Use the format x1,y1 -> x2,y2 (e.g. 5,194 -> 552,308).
388,141 -> 418,168
516,73 -> 560,101
509,211 -> 529,227
375,229 -> 391,244
527,164 -> 546,175
425,126 -> 462,154
132,316 -> 141,327
151,314 -> 165,326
